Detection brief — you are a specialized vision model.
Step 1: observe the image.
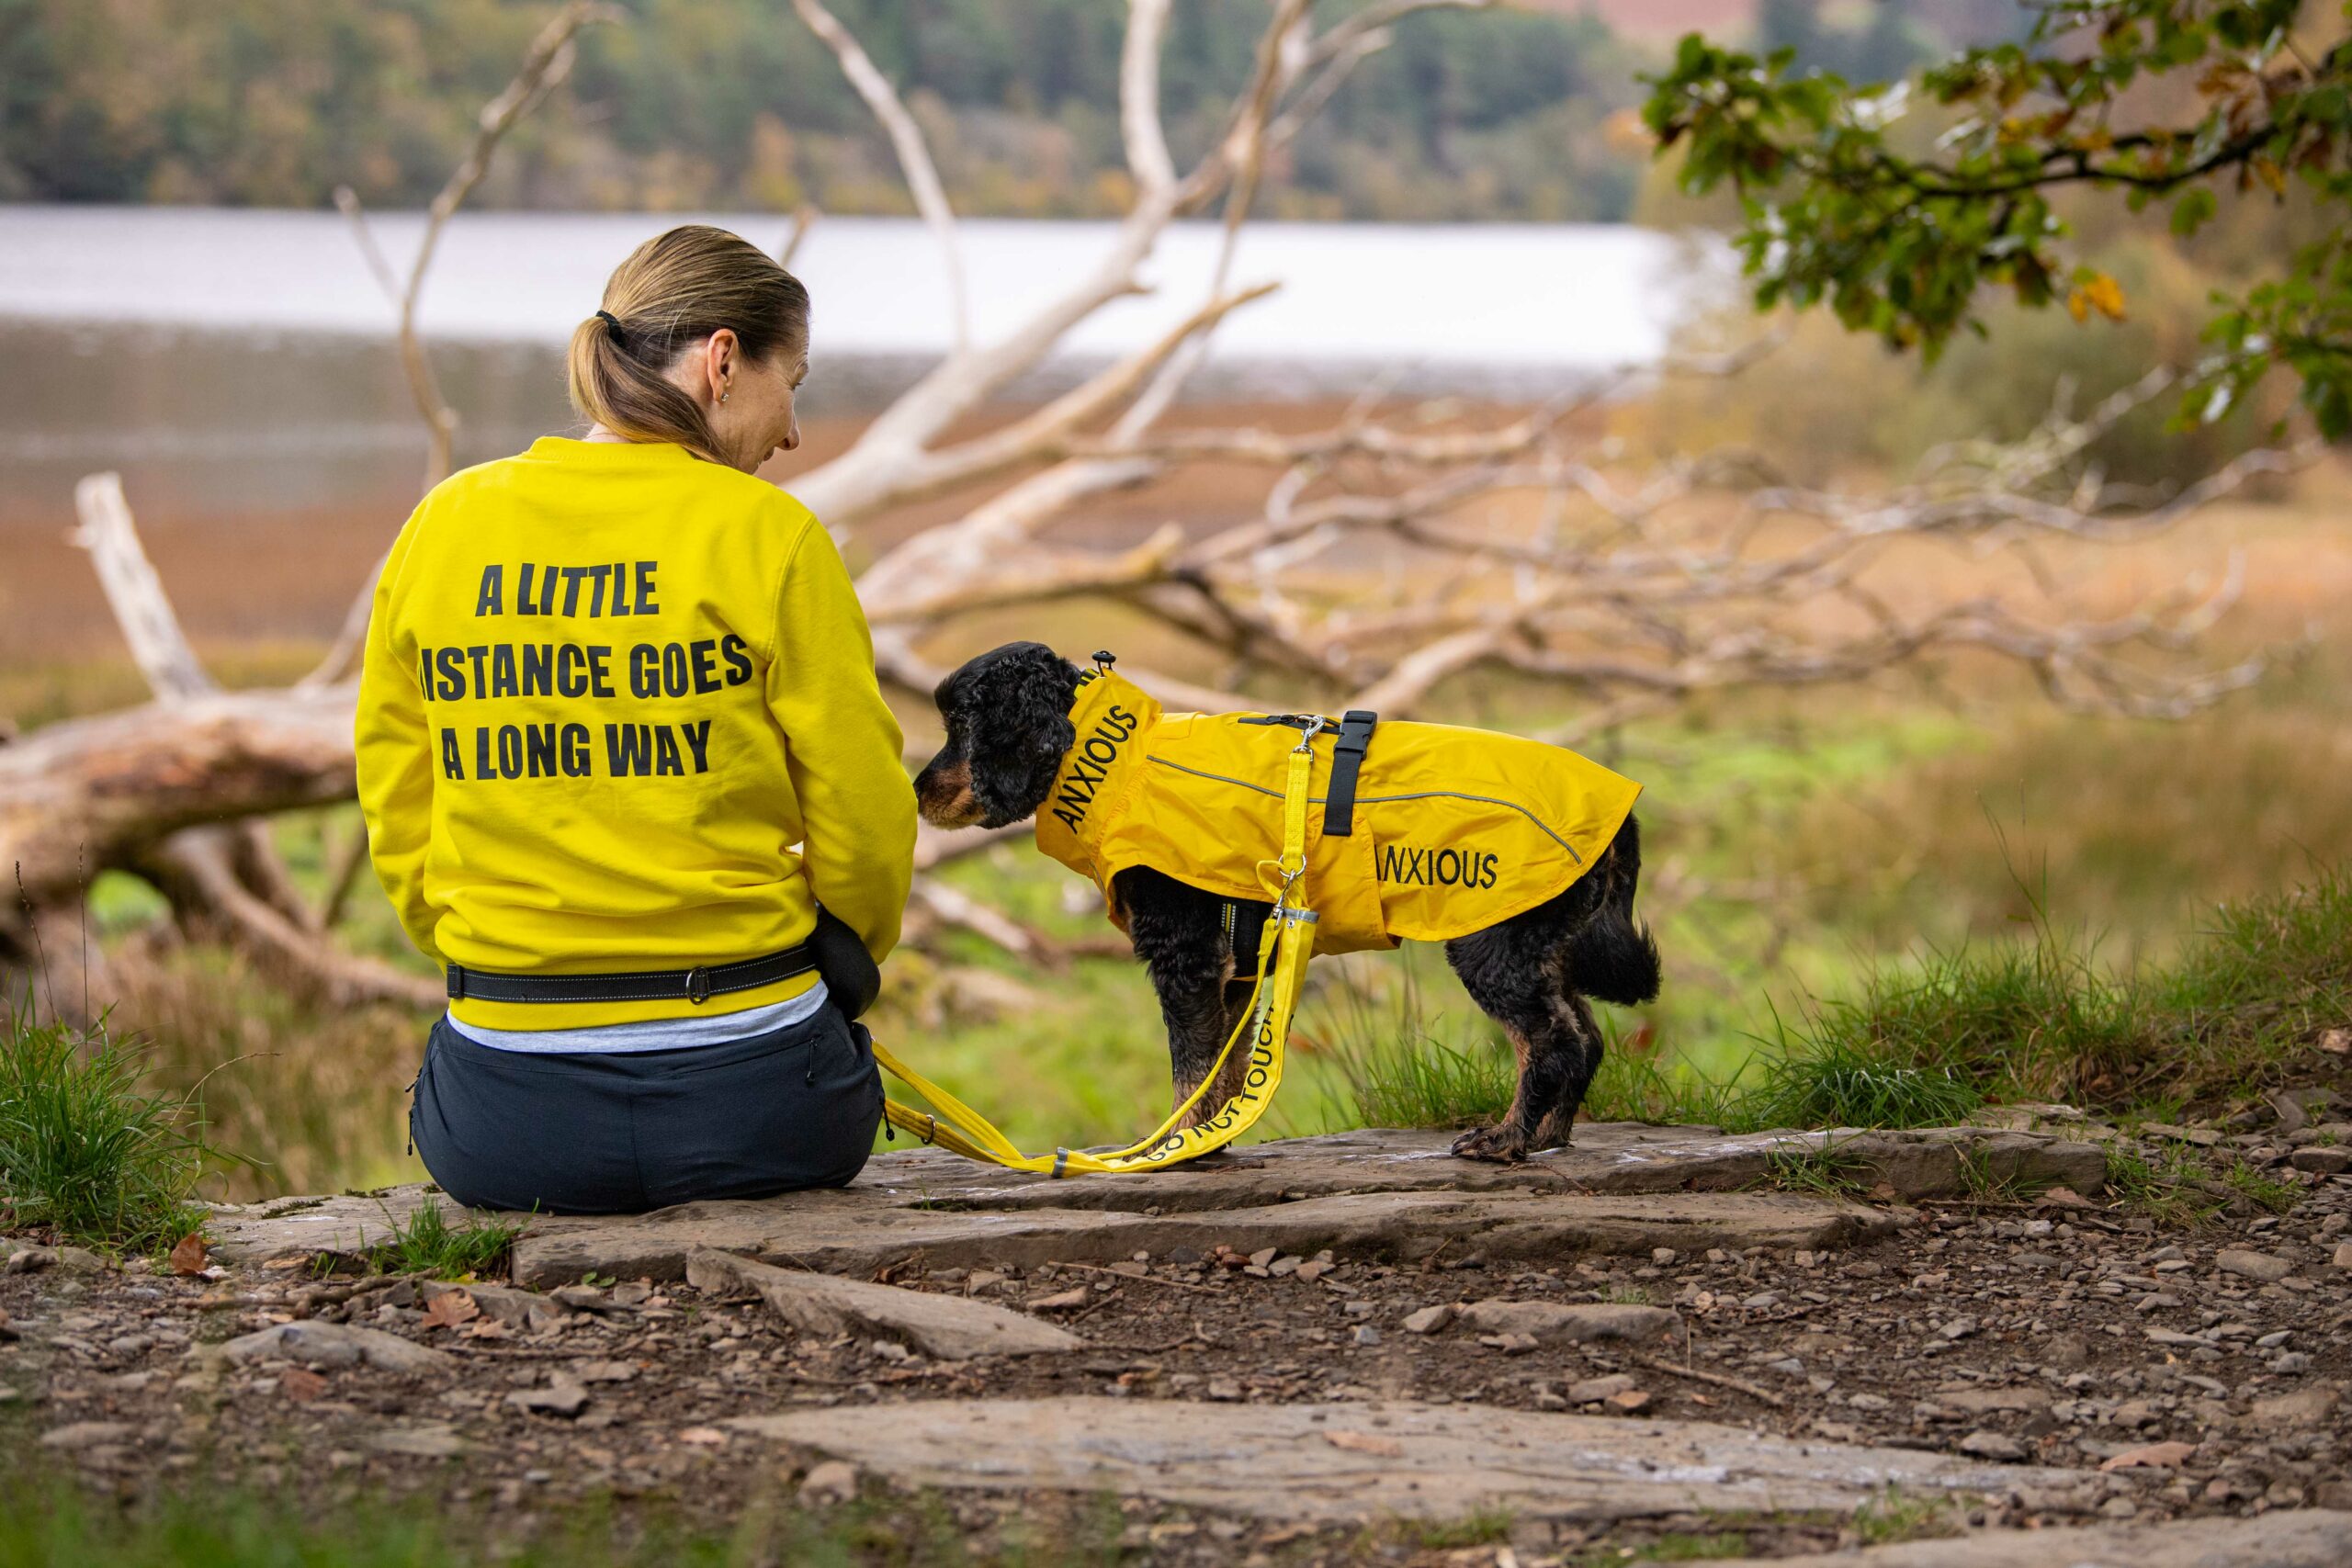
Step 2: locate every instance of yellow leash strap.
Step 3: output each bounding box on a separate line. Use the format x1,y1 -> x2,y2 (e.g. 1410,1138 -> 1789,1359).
871,722 -> 1325,1176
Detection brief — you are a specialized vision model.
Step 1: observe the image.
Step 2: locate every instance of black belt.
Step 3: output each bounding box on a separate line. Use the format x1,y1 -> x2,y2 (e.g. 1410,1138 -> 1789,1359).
445,944 -> 818,1007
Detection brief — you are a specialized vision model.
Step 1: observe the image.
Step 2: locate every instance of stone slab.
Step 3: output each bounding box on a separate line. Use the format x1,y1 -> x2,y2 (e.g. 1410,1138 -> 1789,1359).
719,1396 -> 2076,1524
217,1321 -> 452,1375
208,1187 -> 469,1267
684,1247 -> 1080,1358
507,1188 -> 1902,1289
839,1123 -> 2105,1213
211,1124 -> 2065,1285
1762,1510 -> 2352,1568
206,1124 -> 2095,1274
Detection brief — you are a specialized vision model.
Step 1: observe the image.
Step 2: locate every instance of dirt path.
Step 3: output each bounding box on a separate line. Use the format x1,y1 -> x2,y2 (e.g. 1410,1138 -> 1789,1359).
5,1118 -> 2349,1562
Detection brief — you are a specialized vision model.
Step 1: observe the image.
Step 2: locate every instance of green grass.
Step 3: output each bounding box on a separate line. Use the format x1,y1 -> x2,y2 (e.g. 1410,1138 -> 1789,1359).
1626,1533 -> 1750,1562
339,1196 -> 521,1280
1581,1041 -> 1747,1128
1770,865 -> 2352,1119
2103,1135 -> 2301,1227
0,1468 -> 1128,1568
1849,1487 -> 1956,1548
1758,1139 -> 1875,1201
1390,1508 -> 1516,1550
1286,952 -> 1516,1134
0,1001 -> 221,1252
1740,1027 -> 1985,1133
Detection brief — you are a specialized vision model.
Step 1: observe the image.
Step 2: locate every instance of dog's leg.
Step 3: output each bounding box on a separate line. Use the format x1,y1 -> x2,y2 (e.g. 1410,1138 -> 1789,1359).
1117,868 -> 1242,1125
1442,927 -> 1581,1164
1529,991 -> 1604,1150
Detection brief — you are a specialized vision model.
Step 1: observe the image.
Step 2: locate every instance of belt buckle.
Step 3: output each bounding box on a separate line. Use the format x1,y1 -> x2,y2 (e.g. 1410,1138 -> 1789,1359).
684,966 -> 712,1005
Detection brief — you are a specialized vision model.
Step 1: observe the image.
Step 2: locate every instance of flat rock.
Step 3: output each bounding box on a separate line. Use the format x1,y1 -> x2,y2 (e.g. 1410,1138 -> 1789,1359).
1764,1509 -> 2352,1567
513,1187 -> 1899,1287
218,1321 -> 452,1375
40,1421 -> 139,1450
367,1424 -> 470,1459
420,1280 -> 567,1331
1942,1386 -> 2051,1416
208,1124 -> 2079,1281
817,1123 -> 2097,1213
207,1187 -> 496,1267
684,1247 -> 1080,1359
506,1372 -> 591,1418
720,1396 -> 2076,1524
1453,1301 -> 1677,1346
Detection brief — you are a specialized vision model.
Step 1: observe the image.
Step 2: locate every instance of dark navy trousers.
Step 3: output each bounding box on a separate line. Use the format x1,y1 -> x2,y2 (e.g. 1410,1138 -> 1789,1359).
409,1003 -> 882,1214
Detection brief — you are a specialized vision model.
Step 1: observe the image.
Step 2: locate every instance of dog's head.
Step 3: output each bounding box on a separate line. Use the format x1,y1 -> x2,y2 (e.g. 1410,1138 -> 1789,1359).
914,641 -> 1083,829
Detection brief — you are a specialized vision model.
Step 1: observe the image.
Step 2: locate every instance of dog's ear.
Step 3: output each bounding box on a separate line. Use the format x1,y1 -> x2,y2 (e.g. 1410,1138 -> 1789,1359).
966,643 -> 1081,827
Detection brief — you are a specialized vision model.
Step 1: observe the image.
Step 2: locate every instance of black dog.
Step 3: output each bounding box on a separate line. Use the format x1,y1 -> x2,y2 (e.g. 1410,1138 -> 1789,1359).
913,642 -> 1660,1162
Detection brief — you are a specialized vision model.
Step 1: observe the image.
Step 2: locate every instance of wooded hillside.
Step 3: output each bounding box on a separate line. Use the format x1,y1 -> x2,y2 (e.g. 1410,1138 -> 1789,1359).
0,0 -> 2003,220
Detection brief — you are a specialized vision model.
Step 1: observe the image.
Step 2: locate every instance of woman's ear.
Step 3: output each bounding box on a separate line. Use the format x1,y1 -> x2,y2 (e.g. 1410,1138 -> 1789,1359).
703,328 -> 741,404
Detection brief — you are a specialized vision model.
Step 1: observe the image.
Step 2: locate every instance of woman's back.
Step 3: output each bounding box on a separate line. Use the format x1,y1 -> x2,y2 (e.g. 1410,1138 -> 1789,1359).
359,434 -> 911,1035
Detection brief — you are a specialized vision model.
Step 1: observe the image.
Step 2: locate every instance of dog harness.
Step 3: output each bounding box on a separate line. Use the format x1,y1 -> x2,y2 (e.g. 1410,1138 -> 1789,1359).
1035,669 -> 1644,956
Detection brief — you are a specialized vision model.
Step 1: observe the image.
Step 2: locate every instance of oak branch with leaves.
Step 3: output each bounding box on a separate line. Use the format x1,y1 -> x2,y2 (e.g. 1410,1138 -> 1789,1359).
1645,0 -> 2352,435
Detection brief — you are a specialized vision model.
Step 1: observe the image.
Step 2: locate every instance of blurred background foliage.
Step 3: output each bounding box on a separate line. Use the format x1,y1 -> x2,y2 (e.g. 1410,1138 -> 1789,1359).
0,0 -> 2003,220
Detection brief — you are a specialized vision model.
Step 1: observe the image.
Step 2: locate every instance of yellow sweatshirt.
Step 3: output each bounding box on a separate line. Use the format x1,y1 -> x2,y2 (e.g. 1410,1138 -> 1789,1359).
356,436 -> 916,1032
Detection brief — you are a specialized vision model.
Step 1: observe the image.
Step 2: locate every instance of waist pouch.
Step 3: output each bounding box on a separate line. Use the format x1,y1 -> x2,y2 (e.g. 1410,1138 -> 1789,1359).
806,907 -> 880,1021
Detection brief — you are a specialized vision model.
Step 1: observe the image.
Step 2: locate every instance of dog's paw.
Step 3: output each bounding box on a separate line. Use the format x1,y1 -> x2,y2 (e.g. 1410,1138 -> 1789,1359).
1450,1124 -> 1527,1164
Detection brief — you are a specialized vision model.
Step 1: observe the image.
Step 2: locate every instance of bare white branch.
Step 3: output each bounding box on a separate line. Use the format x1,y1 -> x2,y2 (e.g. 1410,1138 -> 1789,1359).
789,0 -> 968,352
69,473 -> 213,704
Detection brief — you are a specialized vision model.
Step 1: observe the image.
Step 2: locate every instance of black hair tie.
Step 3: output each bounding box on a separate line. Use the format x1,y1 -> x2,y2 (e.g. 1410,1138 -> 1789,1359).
594,309 -> 625,347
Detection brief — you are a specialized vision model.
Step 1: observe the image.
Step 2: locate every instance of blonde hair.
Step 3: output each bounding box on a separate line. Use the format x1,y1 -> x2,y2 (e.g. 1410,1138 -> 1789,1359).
567,225 -> 810,461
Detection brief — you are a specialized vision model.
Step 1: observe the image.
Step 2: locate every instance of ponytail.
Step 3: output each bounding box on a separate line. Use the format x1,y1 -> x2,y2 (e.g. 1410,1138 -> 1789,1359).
567,225 -> 810,462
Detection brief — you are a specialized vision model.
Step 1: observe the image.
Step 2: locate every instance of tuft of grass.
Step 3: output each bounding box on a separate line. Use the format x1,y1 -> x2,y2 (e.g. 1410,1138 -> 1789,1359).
2216,1157 -> 2298,1216
1392,1508 -> 1516,1550
0,1000 -> 222,1252
1769,865 -> 2352,1121
1627,1532 -> 1751,1562
338,1196 -> 521,1280
1849,1486 -> 1957,1548
1581,1038 -> 1748,1128
1956,1145 -> 2027,1204
1288,952 -> 1518,1134
1742,1027 -> 1984,1132
1758,1138 -> 1875,1201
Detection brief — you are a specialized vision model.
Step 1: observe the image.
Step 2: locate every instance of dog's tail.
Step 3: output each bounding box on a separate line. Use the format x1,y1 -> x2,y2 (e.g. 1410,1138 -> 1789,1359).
1570,813 -> 1660,1006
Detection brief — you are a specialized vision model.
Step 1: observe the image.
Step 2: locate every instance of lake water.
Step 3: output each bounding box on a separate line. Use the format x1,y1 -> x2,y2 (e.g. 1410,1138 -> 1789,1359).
0,206 -> 1716,366
0,207 -> 1725,666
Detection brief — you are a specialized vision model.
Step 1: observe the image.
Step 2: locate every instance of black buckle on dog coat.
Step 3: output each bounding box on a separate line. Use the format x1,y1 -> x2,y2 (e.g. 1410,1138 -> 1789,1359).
1321,710 -> 1377,838
1236,710 -> 1377,837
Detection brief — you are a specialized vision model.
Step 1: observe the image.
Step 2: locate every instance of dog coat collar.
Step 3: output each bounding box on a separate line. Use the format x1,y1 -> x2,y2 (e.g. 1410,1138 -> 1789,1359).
1035,670 -> 1644,956
1034,667 -> 1160,892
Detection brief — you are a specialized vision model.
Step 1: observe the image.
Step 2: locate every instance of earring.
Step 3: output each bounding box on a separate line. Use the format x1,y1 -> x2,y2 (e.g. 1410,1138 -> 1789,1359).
720,392 -> 729,403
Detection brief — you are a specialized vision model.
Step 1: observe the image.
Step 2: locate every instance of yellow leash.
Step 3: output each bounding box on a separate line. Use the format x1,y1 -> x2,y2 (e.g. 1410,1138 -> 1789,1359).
871,720 -> 1326,1176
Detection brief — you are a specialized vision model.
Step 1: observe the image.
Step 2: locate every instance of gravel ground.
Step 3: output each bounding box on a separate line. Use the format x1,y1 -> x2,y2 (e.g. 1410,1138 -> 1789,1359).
5,1114 -> 2349,1565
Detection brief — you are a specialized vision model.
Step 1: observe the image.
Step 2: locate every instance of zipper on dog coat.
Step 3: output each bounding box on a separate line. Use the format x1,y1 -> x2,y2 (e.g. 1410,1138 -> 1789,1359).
1035,669 -> 1644,955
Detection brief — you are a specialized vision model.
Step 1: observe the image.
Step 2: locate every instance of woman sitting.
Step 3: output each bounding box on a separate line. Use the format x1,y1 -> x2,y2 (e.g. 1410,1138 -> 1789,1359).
356,224 -> 914,1214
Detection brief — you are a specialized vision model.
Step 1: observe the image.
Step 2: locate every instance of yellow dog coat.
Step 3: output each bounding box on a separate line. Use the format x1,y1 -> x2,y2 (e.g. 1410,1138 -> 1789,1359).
1035,669 -> 1642,955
